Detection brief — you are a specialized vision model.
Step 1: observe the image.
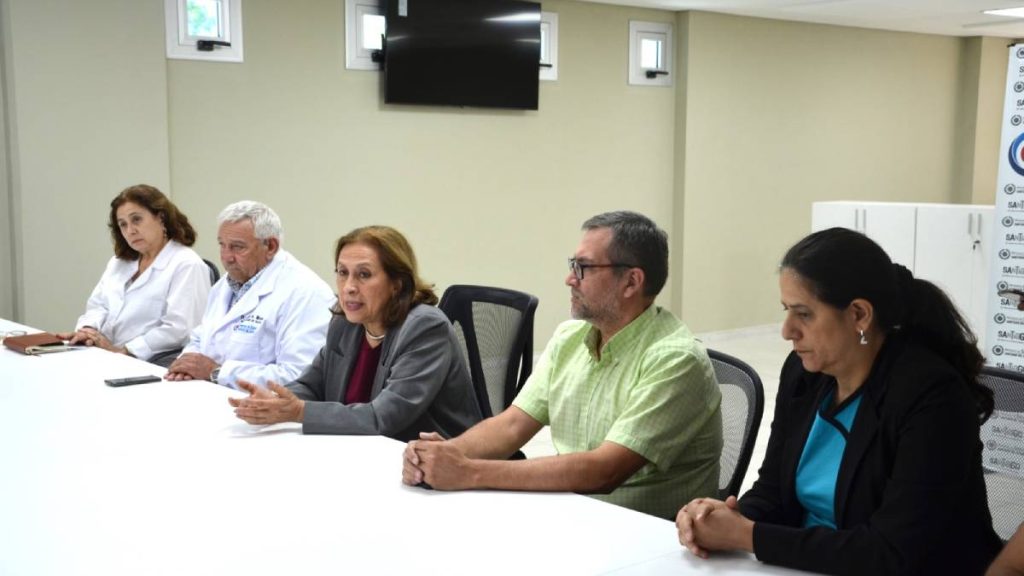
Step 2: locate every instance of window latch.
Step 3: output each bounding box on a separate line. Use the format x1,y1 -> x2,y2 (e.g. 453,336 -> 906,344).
197,40 -> 232,52
645,70 -> 668,79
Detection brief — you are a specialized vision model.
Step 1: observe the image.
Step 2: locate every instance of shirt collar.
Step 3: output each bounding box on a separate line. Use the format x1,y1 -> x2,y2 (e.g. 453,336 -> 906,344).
583,304 -> 660,360
228,265 -> 267,298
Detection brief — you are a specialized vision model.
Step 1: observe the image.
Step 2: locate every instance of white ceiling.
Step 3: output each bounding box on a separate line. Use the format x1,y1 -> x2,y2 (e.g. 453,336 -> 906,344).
580,0 -> 1024,38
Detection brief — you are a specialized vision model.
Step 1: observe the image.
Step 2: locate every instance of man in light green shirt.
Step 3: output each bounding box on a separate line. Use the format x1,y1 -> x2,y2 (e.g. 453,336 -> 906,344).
402,211 -> 722,519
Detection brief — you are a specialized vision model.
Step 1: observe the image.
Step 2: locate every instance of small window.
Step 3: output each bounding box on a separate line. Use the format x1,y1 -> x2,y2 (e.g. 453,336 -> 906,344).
346,0 -> 385,71
628,21 -> 673,87
640,37 -> 663,69
185,0 -> 223,39
539,12 -> 558,82
165,0 -> 244,63
362,13 -> 386,51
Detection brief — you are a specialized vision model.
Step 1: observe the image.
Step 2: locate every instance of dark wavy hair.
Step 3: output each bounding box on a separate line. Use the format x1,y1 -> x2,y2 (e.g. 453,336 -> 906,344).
781,227 -> 993,423
332,226 -> 437,328
108,184 -> 197,260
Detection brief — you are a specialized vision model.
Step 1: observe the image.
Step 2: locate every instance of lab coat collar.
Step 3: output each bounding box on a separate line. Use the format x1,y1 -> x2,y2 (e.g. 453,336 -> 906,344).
122,240 -> 182,293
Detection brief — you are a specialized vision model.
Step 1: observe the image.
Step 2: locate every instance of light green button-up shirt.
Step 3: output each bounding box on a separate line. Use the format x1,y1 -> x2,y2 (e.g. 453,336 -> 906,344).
514,305 -> 722,519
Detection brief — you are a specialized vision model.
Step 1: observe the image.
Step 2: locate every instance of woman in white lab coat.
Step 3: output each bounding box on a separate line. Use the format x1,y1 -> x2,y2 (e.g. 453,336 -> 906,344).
58,184 -> 211,363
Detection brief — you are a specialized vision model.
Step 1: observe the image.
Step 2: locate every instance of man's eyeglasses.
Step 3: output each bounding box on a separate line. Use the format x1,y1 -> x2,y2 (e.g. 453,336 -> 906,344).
568,257 -> 635,281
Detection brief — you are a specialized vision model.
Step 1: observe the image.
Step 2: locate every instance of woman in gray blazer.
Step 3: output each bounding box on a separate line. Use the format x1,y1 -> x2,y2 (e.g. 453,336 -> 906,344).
229,226 -> 481,441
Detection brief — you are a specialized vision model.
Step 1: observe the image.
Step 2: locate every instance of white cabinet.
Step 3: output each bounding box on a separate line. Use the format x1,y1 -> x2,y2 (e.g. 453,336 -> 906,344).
812,201 -> 994,349
811,202 -> 917,270
914,205 -> 993,347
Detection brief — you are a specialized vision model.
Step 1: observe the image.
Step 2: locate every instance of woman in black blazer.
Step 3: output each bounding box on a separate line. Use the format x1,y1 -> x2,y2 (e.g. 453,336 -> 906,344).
676,227 -> 1001,575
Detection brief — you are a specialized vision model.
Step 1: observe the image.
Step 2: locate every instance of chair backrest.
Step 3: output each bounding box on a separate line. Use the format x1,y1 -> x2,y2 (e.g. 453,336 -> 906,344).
147,259 -> 218,368
978,366 -> 1024,542
203,258 -> 221,285
439,285 -> 539,418
147,348 -> 182,368
707,348 -> 765,500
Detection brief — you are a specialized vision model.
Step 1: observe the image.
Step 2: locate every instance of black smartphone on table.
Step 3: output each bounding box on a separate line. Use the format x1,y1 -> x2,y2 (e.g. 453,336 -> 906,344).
104,375 -> 162,387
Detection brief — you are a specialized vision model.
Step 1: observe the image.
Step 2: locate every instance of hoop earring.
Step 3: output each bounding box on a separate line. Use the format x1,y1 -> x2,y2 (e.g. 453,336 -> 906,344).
859,329 -> 868,346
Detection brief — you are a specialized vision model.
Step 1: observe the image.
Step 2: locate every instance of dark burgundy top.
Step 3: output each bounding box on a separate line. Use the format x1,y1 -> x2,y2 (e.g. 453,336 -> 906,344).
344,336 -> 382,405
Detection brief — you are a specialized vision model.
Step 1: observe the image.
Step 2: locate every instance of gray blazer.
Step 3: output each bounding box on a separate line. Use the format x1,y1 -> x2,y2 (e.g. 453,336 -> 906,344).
286,304 -> 482,441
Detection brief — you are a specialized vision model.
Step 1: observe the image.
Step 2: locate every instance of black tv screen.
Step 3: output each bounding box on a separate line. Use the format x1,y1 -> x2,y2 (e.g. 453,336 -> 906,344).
384,0 -> 541,110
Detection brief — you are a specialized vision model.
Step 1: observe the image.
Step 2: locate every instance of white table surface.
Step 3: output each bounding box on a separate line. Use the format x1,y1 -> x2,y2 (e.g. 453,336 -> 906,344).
0,318 -> 814,575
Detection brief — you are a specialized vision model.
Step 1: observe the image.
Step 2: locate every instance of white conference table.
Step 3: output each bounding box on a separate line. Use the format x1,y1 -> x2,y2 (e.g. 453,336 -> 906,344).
0,318 -> 815,576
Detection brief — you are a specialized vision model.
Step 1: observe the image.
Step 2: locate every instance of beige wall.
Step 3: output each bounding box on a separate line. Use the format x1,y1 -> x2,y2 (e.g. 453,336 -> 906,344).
675,11 -> 980,331
0,0 -> 1011,341
2,0 -> 170,330
971,36 -> 1009,205
0,0 -> 13,320
167,0 -> 677,343
956,37 -> 985,205
954,36 -> 1008,206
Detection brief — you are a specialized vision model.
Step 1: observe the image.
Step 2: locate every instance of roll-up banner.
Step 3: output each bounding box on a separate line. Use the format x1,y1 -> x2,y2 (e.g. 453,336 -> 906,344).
989,44 -> 1024,372
984,43 -> 1024,477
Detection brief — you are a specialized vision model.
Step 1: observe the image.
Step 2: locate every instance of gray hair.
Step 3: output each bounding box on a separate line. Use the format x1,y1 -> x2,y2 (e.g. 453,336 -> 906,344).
582,210 -> 669,298
218,200 -> 284,243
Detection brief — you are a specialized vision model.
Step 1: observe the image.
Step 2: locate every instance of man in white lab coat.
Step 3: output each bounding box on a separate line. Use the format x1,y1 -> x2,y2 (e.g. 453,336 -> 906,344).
165,201 -> 334,389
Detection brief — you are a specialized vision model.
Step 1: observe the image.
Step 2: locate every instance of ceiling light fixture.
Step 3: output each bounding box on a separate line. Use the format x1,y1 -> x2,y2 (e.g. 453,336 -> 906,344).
984,7 -> 1024,18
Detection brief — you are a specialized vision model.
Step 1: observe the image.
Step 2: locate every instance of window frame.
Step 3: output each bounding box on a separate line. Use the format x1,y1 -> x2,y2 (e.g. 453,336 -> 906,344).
346,0 -> 385,71
628,20 -> 673,87
165,0 -> 244,63
539,11 -> 559,82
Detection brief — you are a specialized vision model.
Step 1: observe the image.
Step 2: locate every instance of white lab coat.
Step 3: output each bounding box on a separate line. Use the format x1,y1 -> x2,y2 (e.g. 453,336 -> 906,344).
76,240 -> 211,360
184,249 -> 334,389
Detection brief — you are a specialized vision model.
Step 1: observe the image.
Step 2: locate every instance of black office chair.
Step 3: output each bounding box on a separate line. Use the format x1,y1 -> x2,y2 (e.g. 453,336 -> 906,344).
147,348 -> 180,368
438,285 -> 539,419
707,348 -> 765,499
978,366 -> 1024,542
203,258 -> 221,285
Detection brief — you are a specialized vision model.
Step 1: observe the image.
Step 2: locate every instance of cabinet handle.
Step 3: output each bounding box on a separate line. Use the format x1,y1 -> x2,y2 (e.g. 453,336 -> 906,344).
976,213 -> 982,238
862,209 -> 867,232
968,213 -> 974,236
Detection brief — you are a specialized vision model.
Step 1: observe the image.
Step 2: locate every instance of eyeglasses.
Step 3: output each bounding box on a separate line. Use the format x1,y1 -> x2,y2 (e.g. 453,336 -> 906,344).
567,257 -> 635,281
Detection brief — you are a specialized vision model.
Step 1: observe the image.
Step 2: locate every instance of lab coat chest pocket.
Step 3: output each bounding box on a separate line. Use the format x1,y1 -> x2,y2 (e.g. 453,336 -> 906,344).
230,313 -> 270,357
132,296 -> 166,318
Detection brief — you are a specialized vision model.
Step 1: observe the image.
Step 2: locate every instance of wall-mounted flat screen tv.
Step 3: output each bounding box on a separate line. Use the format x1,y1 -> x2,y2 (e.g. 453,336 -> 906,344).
384,0 -> 541,110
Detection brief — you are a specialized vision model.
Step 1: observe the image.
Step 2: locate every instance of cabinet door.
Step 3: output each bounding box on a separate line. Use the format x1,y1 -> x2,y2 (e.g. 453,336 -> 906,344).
915,205 -> 984,341
861,203 -> 917,271
811,202 -> 858,232
970,208 -> 993,349
812,202 -> 916,270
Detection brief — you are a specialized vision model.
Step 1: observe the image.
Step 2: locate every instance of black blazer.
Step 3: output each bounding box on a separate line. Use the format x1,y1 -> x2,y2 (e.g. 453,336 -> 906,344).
739,334 -> 1001,575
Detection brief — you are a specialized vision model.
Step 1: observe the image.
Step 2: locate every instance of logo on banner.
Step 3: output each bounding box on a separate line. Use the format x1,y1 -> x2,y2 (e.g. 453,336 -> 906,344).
996,313 -> 1007,324
994,345 -> 1005,356
1008,184 -> 1019,195
1017,47 -> 1024,58
1015,115 -> 1023,127
1009,133 -> 1024,176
